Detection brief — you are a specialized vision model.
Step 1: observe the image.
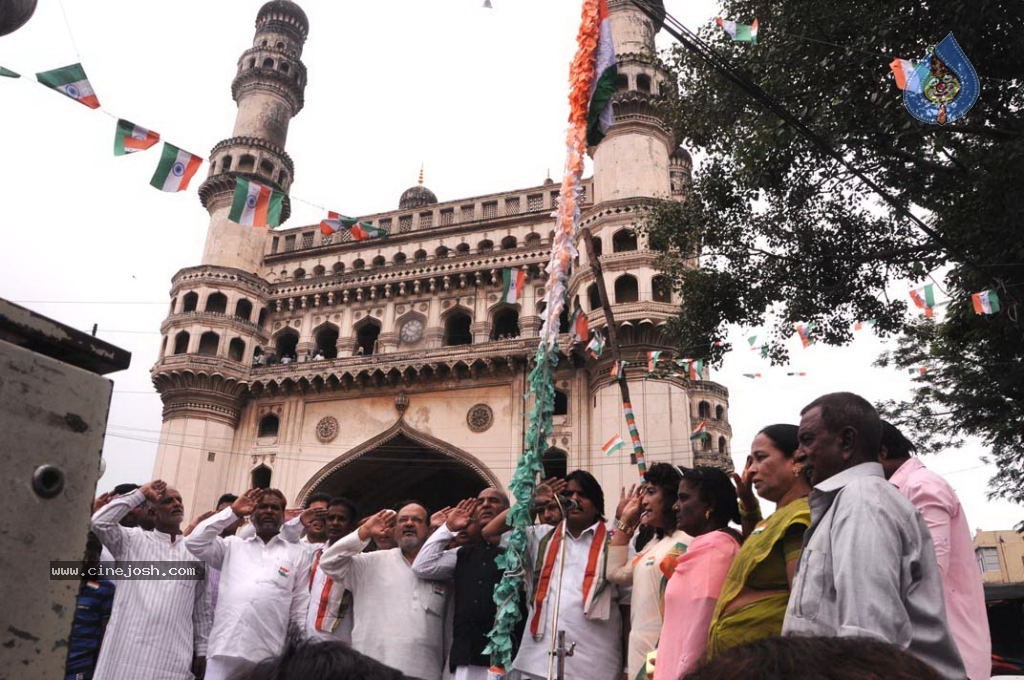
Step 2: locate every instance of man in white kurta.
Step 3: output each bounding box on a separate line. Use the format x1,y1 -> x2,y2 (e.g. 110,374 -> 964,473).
186,488 -> 312,680
306,497 -> 358,643
90,481 -> 211,680
319,503 -> 449,680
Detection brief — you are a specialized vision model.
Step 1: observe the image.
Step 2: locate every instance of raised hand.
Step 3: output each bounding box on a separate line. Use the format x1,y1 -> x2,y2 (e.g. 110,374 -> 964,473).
541,477 -> 567,496
446,498 -> 478,532
284,507 -> 303,522
93,491 -> 115,514
184,510 -> 215,536
231,488 -> 262,517
732,458 -> 757,512
359,509 -> 397,542
300,506 -> 328,528
620,485 -> 645,525
139,479 -> 167,503
615,484 -> 637,521
430,506 -> 452,532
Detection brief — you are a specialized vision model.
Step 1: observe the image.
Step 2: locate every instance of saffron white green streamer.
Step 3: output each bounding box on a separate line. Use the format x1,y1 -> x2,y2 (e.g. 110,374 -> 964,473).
484,0 -> 605,669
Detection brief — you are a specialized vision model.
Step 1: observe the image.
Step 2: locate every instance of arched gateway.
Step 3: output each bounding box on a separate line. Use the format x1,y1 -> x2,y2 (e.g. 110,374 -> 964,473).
298,422 -> 501,514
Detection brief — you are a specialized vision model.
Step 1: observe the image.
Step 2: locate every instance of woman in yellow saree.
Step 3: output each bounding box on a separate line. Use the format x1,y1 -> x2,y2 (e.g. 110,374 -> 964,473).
706,424 -> 811,656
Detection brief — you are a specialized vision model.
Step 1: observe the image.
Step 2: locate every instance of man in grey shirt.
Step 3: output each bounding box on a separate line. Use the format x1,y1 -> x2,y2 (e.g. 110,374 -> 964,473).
783,392 -> 966,680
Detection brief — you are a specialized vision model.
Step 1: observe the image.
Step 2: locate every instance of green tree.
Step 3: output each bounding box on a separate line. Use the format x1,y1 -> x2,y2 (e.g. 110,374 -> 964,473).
643,0 -> 1024,503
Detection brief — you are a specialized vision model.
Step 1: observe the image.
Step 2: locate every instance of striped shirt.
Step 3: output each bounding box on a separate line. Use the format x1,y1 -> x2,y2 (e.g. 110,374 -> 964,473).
90,491 -> 211,680
185,506 -> 312,664
64,578 -> 115,680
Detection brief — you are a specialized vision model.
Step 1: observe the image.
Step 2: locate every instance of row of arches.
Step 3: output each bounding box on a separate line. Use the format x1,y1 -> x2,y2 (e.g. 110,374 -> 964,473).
167,330 -> 249,362
172,291 -> 268,326
585,274 -> 672,308
697,401 -> 727,421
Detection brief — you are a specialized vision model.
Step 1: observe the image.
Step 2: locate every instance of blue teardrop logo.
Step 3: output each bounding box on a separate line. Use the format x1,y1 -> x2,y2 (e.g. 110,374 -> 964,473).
903,33 -> 980,125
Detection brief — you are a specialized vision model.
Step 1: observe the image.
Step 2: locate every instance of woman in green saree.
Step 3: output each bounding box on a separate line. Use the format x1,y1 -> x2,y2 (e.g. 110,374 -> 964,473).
706,424 -> 811,657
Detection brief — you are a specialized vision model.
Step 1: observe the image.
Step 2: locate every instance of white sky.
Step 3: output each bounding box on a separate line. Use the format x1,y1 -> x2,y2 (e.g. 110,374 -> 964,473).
0,0 -> 1017,531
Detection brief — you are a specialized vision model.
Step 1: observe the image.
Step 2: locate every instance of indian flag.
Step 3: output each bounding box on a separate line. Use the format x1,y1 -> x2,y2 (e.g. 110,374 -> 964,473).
716,17 -> 759,44
320,211 -> 345,236
647,350 -> 662,372
571,307 -> 589,343
610,360 -> 625,379
688,359 -> 704,380
971,290 -> 1001,315
350,221 -> 387,241
0,66 -> 20,78
586,331 -> 605,359
889,58 -> 918,91
228,177 -> 284,227
149,143 -> 202,192
586,0 -> 617,146
36,63 -> 100,109
795,324 -> 814,348
602,434 -> 625,457
742,373 -> 762,379
690,421 -> 709,440
114,119 -> 159,156
909,284 -> 936,317
500,268 -> 526,304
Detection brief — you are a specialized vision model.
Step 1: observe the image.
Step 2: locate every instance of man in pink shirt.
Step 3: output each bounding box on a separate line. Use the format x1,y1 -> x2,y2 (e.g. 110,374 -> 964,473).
880,422 -> 991,680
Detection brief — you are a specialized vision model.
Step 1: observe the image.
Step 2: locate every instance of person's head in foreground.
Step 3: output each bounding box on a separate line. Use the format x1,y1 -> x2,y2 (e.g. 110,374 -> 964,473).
798,391 -> 882,485
682,635 -> 945,680
230,635 -> 417,680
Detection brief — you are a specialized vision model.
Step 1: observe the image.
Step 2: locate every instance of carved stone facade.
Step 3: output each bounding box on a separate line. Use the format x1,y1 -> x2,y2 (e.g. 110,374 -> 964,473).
151,0 -> 732,519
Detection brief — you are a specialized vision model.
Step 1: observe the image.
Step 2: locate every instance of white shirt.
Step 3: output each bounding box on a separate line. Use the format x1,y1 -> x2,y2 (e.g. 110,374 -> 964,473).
306,546 -> 354,644
185,506 -> 312,663
512,523 -> 622,680
90,490 -> 211,680
319,530 -> 450,680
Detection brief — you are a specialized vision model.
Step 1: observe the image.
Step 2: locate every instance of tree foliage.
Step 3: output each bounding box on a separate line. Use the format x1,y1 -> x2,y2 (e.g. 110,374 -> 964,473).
644,0 -> 1024,502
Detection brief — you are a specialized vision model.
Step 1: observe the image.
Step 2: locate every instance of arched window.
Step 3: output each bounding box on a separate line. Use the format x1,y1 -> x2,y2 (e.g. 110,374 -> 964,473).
698,401 -> 711,419
371,255 -> 386,268
251,465 -> 272,489
558,306 -> 570,334
258,414 -> 279,438
612,229 -> 638,252
525,232 -> 542,246
293,268 -> 305,280
257,308 -> 268,327
221,155 -> 232,171
478,239 -> 494,252
262,58 -> 274,69
279,62 -> 290,74
444,311 -> 473,346
615,73 -> 629,91
198,331 -> 220,356
352,259 -> 365,270
500,235 -> 518,250
652,275 -> 672,303
315,326 -> 339,360
182,292 -> 199,312
355,320 -> 381,356
275,329 -> 299,360
160,336 -> 167,358
614,275 -> 639,303
259,159 -> 274,176
715,405 -> 725,421
169,297 -> 177,314
456,243 -> 470,254
228,338 -> 245,362
205,293 -> 227,313
414,249 -> 427,262
235,299 -> 253,321
173,331 -> 189,354
718,436 -> 727,456
553,389 -> 568,416
333,262 -> 345,274
238,155 -> 255,172
636,73 -> 652,93
435,246 -> 450,258
313,265 -> 326,277
587,283 -> 601,311
542,447 -> 568,479
591,237 -> 603,258
394,252 -> 407,265
702,436 -> 712,451
491,308 -> 520,340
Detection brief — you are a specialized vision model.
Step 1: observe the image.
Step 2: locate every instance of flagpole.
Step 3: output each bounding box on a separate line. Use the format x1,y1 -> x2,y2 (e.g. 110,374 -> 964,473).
581,228 -> 646,475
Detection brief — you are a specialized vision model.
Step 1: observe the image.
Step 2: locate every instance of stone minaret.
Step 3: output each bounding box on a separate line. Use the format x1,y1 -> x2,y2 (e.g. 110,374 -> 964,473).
198,0 -> 309,273
151,1 -> 308,518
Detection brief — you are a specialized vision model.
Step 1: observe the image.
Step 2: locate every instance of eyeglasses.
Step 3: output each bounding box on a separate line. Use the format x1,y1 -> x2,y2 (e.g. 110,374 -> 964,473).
676,466 -> 707,481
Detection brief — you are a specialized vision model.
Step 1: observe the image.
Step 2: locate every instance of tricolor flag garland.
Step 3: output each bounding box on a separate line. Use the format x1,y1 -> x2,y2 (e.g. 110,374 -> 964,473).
586,331 -> 605,359
647,350 -> 662,372
150,143 -> 202,193
36,63 -> 100,109
795,323 -> 815,348
229,177 -> 285,228
0,66 -> 20,78
487,0 -> 609,669
610,360 -> 626,380
320,212 -> 388,241
622,402 -> 647,475
571,307 -> 589,344
715,17 -> 759,44
114,119 -> 160,156
601,434 -> 625,457
690,420 -> 709,441
910,284 -> 937,317
500,268 -> 526,305
908,367 -> 929,376
889,58 -> 919,91
742,373 -> 763,379
971,290 -> 1001,315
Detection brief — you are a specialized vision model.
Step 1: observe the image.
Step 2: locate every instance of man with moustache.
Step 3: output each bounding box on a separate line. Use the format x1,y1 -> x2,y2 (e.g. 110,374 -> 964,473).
412,489 -> 518,680
186,488 -> 312,680
90,479 -> 210,680
782,392 -> 966,680
319,501 -> 449,680
306,497 -> 359,643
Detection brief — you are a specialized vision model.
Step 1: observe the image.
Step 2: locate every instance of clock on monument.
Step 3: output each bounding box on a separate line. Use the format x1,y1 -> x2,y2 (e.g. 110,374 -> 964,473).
400,318 -> 424,343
